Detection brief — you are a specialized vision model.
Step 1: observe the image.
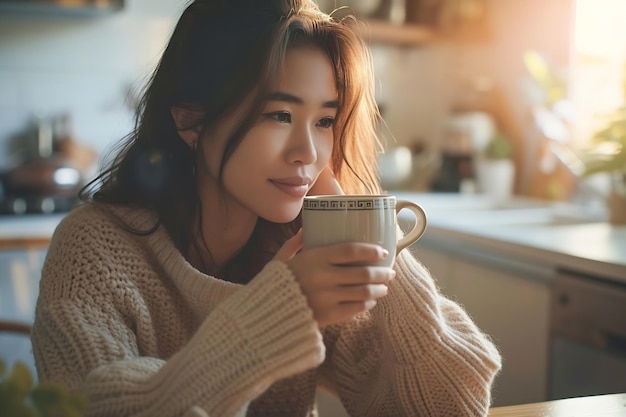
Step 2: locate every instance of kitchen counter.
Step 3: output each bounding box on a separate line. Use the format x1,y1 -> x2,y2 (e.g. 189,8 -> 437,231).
1,193 -> 625,283
2,193 -> 625,410
394,192 -> 626,284
0,213 -> 66,249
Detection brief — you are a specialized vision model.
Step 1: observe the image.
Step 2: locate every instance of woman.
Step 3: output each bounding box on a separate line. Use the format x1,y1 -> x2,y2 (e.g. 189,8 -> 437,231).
32,0 -> 501,416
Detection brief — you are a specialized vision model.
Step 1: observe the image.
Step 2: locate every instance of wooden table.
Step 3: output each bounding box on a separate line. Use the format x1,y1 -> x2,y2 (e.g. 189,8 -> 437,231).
0,237 -> 51,250
488,393 -> 626,416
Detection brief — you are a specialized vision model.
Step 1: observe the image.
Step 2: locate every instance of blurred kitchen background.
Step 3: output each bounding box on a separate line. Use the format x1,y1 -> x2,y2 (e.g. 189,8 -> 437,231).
0,0 -> 624,213
1,0 -> 626,412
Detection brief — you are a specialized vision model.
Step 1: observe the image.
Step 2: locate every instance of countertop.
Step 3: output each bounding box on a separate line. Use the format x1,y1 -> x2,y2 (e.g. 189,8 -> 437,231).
487,392 -> 626,417
0,212 -> 66,249
394,192 -> 626,285
1,193 -> 625,284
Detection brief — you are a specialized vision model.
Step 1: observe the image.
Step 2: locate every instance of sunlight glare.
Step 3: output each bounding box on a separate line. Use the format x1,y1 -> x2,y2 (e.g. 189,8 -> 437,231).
574,0 -> 626,60
570,0 -> 626,145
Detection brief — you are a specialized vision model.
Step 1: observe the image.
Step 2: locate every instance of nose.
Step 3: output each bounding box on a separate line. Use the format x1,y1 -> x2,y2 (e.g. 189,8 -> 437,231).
285,124 -> 317,165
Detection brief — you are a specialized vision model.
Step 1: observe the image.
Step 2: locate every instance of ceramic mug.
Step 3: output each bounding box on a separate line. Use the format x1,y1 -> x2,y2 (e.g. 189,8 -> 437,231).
302,195 -> 427,267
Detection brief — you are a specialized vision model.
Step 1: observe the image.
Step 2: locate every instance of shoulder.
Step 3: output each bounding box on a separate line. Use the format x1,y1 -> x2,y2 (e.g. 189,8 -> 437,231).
50,199 -> 163,251
41,202 -> 159,297
51,202 -> 157,245
50,202 -> 114,243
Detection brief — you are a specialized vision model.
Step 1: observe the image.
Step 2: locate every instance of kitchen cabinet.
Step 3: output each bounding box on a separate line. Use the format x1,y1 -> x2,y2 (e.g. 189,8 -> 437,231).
0,248 -> 45,323
413,246 -> 451,290
0,247 -> 47,377
413,242 -> 552,407
315,0 -> 438,47
360,20 -> 437,46
0,214 -> 62,377
338,0 -> 493,47
548,269 -> 626,400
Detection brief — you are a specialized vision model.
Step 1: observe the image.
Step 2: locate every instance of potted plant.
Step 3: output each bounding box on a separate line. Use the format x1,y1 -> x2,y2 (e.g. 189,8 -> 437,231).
582,106 -> 626,224
475,131 -> 515,202
0,359 -> 87,417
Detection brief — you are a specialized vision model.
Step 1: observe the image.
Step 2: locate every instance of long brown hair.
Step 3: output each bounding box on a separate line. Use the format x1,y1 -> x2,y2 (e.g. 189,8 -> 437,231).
82,0 -> 382,282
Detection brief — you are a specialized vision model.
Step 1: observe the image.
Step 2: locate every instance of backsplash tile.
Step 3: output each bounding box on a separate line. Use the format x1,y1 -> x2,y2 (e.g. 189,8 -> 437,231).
0,6 -> 174,169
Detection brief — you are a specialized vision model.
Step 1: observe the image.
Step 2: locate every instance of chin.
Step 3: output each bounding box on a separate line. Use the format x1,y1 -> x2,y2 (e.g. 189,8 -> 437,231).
261,205 -> 302,224
263,213 -> 300,224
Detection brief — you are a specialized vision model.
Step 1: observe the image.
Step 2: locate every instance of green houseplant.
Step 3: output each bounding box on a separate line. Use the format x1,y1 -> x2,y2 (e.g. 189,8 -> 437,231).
582,106 -> 626,224
483,132 -> 514,160
475,131 -> 515,202
0,359 -> 87,417
582,106 -> 626,180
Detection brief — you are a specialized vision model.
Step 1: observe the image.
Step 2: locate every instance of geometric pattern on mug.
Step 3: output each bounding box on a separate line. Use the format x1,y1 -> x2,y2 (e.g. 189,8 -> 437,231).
303,198 -> 394,210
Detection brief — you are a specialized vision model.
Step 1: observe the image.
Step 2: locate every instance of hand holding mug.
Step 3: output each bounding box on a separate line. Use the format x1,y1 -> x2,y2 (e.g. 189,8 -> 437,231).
275,195 -> 427,327
276,231 -> 395,327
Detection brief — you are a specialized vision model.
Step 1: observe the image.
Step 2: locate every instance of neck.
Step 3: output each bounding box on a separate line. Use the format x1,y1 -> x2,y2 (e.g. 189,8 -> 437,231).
189,196 -> 258,276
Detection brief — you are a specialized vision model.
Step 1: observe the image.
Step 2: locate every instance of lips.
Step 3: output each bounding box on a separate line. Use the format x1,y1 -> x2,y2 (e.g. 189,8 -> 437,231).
269,176 -> 311,198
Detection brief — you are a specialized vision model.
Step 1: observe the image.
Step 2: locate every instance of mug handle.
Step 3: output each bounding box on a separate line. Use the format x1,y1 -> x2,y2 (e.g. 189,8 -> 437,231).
395,200 -> 427,253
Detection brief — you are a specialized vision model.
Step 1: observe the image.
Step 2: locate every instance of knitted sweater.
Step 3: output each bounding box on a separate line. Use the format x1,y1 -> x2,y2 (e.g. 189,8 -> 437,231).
32,202 -> 501,417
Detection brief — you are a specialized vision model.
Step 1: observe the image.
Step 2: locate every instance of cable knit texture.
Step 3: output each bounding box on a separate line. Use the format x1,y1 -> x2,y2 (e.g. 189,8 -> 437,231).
32,202 -> 501,417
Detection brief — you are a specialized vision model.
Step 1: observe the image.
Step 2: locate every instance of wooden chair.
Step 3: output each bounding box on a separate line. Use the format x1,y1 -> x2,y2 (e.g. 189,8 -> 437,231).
0,320 -> 32,335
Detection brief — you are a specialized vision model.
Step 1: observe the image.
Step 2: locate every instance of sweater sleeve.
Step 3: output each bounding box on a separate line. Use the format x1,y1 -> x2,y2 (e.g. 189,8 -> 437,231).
320,249 -> 502,417
32,214 -> 324,417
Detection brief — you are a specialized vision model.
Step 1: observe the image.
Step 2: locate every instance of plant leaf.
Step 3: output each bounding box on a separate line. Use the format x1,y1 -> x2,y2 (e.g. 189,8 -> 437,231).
8,362 -> 34,397
0,390 -> 37,417
0,358 -> 6,378
31,382 -> 63,408
31,381 -> 88,417
67,392 -> 89,411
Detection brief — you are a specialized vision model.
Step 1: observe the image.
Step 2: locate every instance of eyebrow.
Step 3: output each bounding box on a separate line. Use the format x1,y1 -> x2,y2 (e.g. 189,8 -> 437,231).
265,91 -> 339,108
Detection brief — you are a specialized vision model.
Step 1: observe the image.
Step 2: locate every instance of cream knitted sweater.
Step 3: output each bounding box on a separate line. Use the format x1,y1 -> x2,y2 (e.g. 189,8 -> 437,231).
32,202 -> 501,417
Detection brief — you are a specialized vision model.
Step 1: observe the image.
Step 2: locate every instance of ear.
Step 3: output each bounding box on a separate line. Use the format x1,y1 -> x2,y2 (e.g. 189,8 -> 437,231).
171,106 -> 204,149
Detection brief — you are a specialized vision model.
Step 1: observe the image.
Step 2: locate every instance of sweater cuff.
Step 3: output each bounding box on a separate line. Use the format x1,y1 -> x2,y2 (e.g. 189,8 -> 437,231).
216,260 -> 325,370
379,250 -> 463,359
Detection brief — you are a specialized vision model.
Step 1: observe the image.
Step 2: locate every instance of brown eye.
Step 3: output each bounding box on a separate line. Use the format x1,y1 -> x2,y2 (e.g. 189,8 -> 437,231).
264,111 -> 291,123
317,117 -> 335,129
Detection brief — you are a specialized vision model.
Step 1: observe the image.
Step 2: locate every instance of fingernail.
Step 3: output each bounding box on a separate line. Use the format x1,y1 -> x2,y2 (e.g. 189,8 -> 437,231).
381,249 -> 389,258
390,270 -> 396,280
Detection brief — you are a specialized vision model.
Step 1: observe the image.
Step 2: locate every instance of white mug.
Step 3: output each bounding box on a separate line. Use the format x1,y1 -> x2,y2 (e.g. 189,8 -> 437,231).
302,195 -> 427,267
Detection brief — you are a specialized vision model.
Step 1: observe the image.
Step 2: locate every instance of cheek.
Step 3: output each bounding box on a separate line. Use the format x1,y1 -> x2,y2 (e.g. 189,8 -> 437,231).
197,141 -> 222,178
317,134 -> 334,165
230,131 -> 277,166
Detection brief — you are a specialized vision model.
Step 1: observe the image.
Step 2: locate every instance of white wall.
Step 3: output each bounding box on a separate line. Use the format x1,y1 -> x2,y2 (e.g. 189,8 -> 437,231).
372,44 -> 452,151
0,0 -> 449,174
0,0 -> 184,168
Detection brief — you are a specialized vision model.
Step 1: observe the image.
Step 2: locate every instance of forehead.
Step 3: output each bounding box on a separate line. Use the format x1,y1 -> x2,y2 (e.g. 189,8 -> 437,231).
272,46 -> 338,100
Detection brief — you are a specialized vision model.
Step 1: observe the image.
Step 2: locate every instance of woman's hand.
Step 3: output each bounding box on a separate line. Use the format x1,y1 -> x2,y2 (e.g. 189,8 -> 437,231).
274,230 -> 395,328
308,167 -> 344,196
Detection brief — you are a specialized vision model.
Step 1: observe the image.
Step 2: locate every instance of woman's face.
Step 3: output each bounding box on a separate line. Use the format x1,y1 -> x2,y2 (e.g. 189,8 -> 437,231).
198,46 -> 338,223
